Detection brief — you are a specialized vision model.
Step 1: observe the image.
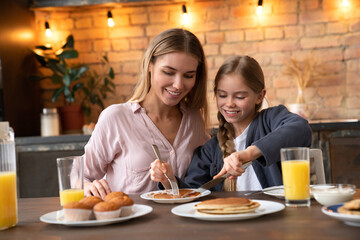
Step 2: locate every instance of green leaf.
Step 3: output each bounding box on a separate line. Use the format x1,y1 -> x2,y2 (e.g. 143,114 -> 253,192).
72,66 -> 89,80
103,55 -> 109,63
62,35 -> 74,48
73,82 -> 83,91
109,67 -> 115,79
64,86 -> 74,102
50,74 -> 62,84
60,49 -> 78,59
52,87 -> 64,102
33,53 -> 47,66
35,45 -> 52,50
63,74 -> 71,86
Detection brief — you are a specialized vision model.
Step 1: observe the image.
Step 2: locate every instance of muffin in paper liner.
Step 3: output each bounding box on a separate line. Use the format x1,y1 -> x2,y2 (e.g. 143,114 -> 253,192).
94,208 -> 122,220
120,206 -> 133,217
109,196 -> 134,216
63,208 -> 92,222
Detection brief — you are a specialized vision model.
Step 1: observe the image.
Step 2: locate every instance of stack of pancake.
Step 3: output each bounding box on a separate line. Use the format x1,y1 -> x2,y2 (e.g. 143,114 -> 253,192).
194,197 -> 260,215
338,199 -> 360,215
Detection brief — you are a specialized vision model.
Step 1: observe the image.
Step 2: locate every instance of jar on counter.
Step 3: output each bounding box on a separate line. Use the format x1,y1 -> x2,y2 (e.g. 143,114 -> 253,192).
41,108 -> 60,136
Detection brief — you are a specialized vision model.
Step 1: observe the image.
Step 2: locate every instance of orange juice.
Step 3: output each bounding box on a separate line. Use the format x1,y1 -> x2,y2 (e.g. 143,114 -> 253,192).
281,160 -> 310,200
59,189 -> 84,206
0,172 -> 17,230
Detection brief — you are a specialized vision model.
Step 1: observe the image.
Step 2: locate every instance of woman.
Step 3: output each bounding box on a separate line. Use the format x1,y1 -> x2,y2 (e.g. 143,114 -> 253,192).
83,28 -> 210,198
150,55 -> 312,191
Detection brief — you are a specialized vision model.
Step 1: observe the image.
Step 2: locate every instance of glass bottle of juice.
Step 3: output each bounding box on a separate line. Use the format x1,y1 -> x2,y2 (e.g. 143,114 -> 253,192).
0,121 -> 17,230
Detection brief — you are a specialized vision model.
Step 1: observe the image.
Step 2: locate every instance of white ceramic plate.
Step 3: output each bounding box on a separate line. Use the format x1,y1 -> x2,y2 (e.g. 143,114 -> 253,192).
171,200 -> 285,221
40,204 -> 152,227
140,189 -> 211,204
322,204 -> 360,227
263,185 -> 314,199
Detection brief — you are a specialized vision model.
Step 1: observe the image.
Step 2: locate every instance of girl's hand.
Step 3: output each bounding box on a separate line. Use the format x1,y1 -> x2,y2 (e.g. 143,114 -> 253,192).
214,146 -> 262,179
84,179 -> 112,199
150,159 -> 175,189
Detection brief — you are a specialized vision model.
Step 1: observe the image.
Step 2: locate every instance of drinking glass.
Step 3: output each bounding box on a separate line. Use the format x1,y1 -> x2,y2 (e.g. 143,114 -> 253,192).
0,122 -> 17,230
57,156 -> 84,206
280,147 -> 310,207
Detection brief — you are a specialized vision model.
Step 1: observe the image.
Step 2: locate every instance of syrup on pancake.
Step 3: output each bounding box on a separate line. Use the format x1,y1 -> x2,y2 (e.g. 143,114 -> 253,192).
153,189 -> 201,199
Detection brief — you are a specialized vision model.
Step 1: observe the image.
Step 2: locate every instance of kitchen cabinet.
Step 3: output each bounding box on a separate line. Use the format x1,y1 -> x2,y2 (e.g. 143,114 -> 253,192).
310,119 -> 360,186
15,134 -> 90,198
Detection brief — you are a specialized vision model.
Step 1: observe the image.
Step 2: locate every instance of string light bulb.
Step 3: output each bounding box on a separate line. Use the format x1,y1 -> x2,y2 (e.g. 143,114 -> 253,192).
45,21 -> 52,37
107,10 -> 115,27
342,0 -> 350,7
182,4 -> 190,27
257,0 -> 263,15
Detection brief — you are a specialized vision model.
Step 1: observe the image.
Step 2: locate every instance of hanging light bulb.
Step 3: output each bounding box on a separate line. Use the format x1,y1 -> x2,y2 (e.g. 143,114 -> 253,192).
45,21 -> 52,38
107,10 -> 115,27
257,0 -> 263,15
182,4 -> 190,26
342,0 -> 350,7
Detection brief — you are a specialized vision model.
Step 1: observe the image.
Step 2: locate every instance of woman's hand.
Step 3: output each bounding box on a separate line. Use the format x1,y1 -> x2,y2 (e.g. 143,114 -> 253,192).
84,179 -> 112,199
150,159 -> 175,189
214,145 -> 262,179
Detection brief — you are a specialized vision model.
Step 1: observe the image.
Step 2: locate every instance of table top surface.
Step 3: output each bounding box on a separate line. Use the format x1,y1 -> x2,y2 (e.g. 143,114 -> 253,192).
2,191 -> 360,240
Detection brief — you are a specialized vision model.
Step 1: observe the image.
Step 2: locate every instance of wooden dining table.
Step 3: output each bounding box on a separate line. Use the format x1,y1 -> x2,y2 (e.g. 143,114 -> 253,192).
2,191 -> 359,240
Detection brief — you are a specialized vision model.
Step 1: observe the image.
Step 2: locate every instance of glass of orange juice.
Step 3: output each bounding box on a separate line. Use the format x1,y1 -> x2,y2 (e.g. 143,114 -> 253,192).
0,121 -> 17,231
281,147 -> 310,207
57,156 -> 84,207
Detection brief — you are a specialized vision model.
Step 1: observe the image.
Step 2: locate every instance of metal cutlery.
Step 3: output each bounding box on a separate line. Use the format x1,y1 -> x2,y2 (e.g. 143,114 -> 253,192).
151,144 -> 180,197
182,160 -> 253,197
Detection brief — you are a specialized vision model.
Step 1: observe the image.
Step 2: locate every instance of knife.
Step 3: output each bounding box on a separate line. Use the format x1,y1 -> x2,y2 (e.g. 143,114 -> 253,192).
182,161 -> 253,197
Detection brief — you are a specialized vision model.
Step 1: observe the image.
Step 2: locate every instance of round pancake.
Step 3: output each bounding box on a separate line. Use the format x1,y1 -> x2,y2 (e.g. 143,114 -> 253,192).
195,197 -> 252,209
338,206 -> 360,215
153,189 -> 201,199
194,197 -> 260,215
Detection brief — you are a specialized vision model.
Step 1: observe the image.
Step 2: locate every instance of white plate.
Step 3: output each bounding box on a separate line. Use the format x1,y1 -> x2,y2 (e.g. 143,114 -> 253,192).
263,185 -> 314,199
40,204 -> 152,227
140,189 -> 211,204
171,200 -> 285,221
322,204 -> 360,227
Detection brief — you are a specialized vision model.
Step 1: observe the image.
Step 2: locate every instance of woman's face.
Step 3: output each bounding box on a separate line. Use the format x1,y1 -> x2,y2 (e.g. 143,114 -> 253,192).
148,52 -> 198,107
216,73 -> 265,135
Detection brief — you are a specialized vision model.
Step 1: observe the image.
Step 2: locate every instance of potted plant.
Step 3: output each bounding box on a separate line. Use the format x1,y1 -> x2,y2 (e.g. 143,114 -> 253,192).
31,35 -> 89,133
81,55 -> 115,119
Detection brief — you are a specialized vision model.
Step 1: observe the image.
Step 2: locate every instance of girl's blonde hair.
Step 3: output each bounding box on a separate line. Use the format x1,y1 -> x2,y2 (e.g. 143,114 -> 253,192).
214,55 -> 265,191
128,28 -> 208,126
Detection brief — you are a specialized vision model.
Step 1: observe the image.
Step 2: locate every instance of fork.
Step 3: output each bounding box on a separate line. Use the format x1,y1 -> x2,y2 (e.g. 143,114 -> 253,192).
151,144 -> 180,197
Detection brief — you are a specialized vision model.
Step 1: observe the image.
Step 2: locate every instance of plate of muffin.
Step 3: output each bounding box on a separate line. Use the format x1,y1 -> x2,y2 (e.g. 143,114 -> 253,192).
140,188 -> 211,204
40,192 -> 152,227
321,199 -> 360,227
171,197 -> 285,221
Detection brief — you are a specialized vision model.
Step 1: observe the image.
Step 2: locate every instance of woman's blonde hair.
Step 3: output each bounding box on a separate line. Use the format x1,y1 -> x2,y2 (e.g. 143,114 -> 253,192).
214,55 -> 265,191
128,28 -> 208,126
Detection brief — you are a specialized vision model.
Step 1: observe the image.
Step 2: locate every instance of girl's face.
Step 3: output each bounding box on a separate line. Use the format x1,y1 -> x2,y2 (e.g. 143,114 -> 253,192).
148,52 -> 198,107
216,73 -> 265,135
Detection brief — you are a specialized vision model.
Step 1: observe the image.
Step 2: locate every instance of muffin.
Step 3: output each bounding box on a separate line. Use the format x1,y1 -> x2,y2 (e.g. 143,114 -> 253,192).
79,196 -> 103,220
79,196 -> 103,208
63,201 -> 92,222
109,196 -> 134,216
93,201 -> 121,220
104,191 -> 128,201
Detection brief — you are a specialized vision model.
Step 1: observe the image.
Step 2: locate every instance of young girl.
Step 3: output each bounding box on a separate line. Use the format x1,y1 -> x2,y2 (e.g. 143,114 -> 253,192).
83,28 -> 210,198
150,55 -> 312,191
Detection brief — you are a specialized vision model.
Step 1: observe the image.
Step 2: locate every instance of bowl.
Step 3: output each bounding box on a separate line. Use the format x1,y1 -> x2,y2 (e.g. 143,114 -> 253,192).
311,184 -> 356,206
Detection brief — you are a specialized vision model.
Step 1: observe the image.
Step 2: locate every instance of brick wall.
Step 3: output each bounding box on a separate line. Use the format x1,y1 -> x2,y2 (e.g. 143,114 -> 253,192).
33,0 -> 360,126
